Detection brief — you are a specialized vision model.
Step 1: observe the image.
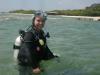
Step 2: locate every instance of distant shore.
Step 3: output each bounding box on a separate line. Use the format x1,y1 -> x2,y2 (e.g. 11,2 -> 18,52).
8,3 -> 100,19
2,12 -> 100,21
61,15 -> 100,21
11,13 -> 100,21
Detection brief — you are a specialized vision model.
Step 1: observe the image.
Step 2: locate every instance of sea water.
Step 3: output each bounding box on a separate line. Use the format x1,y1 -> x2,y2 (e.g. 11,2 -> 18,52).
0,13 -> 100,75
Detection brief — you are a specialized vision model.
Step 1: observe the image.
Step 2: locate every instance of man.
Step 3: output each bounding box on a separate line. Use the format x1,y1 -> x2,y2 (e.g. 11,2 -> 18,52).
13,11 -> 58,75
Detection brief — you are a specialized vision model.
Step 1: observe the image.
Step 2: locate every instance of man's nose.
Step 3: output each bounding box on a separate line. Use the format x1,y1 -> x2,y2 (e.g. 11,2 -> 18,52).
39,21 -> 43,25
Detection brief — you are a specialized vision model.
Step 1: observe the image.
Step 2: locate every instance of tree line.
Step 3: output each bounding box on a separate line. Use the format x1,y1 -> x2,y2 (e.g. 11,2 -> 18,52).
9,3 -> 100,16
49,3 -> 100,16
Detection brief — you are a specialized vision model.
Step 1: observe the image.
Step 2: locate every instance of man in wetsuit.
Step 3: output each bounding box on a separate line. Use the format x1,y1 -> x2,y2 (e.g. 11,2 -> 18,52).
14,11 -> 57,75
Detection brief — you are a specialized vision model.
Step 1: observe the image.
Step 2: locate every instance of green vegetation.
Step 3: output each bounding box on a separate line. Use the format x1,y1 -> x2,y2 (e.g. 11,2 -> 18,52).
49,3 -> 100,16
9,3 -> 100,16
9,10 -> 35,14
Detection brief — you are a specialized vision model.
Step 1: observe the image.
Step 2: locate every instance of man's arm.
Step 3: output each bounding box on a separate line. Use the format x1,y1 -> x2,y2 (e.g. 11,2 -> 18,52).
24,32 -> 42,74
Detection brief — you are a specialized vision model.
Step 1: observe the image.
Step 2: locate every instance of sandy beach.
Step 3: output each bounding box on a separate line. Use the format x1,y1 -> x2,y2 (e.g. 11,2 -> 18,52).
61,15 -> 100,21
2,13 -> 100,21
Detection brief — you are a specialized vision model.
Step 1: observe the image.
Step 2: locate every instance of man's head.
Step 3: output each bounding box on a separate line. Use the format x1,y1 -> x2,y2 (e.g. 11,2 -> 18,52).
32,11 -> 47,31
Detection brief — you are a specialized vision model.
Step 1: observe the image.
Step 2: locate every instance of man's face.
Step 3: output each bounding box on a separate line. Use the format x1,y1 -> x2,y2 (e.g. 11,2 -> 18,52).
34,16 -> 45,31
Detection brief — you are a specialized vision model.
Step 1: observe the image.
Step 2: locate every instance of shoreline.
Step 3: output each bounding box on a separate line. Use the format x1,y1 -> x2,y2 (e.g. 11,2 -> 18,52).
0,12 -> 34,16
61,15 -> 100,21
11,13 -> 100,21
1,13 -> 100,21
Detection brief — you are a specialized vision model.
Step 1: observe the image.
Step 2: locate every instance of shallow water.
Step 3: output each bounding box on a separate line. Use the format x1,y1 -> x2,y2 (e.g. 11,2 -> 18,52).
0,13 -> 100,75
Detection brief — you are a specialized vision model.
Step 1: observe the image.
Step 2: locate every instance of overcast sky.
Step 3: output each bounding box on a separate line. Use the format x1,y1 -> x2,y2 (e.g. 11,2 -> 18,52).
0,0 -> 100,12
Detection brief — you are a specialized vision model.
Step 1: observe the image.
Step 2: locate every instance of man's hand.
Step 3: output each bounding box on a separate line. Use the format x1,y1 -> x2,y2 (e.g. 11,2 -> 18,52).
32,67 -> 41,74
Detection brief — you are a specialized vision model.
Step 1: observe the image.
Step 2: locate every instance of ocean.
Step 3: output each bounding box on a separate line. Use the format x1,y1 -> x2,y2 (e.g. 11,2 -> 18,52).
0,13 -> 100,75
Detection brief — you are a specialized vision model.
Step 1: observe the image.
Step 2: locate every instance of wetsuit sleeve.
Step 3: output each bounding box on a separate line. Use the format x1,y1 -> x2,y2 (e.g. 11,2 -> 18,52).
43,45 -> 55,60
24,32 -> 33,42
23,32 -> 40,69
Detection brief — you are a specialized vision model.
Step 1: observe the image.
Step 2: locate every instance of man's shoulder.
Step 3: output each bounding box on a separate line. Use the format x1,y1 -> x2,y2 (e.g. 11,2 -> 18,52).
25,31 -> 34,37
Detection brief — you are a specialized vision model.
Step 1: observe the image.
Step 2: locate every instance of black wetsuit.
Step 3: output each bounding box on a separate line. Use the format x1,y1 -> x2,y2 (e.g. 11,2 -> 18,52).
18,26 -> 55,69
